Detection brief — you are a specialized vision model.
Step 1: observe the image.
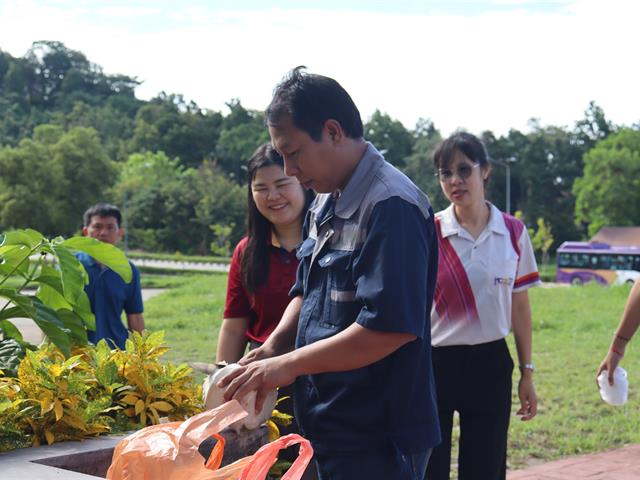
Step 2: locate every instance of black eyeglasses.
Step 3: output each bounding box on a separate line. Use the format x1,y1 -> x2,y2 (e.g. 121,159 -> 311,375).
435,163 -> 481,181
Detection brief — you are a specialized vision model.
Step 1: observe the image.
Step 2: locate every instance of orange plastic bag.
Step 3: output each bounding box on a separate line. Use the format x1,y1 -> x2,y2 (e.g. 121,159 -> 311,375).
106,399 -> 314,480
208,433 -> 313,480
106,400 -> 245,480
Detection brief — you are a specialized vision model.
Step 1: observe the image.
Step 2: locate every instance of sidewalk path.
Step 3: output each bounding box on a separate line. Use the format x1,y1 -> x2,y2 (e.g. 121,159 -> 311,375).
508,444 -> 640,479
11,288 -> 166,345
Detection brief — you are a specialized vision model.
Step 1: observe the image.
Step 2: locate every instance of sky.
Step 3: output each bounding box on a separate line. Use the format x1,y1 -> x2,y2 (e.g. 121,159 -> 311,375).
0,0 -> 638,136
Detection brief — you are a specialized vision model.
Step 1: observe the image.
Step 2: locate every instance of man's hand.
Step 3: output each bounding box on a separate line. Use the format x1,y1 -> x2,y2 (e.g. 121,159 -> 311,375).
238,343 -> 279,366
217,355 -> 298,414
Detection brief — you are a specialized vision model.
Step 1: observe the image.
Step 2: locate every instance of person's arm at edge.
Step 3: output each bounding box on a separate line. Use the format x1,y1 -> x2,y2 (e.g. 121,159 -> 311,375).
597,279 -> 640,385
217,317 -> 250,363
512,289 -> 537,421
126,313 -> 144,333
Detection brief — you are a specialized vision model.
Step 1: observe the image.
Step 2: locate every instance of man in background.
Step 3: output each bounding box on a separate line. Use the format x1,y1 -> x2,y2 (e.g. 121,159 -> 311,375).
78,203 -> 144,349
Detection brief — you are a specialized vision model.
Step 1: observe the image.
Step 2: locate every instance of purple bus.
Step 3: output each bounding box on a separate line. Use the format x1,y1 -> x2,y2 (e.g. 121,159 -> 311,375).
556,241 -> 640,286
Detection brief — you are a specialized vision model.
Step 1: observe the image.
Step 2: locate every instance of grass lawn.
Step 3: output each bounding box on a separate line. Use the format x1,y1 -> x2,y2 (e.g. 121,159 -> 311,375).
144,277 -> 640,471
506,283 -> 640,469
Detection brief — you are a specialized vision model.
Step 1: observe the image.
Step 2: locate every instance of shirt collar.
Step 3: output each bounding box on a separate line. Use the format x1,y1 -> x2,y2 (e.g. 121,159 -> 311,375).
333,142 -> 384,219
438,202 -> 508,238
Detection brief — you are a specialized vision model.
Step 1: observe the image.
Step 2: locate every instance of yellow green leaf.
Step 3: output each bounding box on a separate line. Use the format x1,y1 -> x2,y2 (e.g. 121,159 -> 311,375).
266,420 -> 280,442
44,429 -> 55,445
149,401 -> 173,413
134,399 -> 145,415
54,400 -> 63,421
120,394 -> 140,405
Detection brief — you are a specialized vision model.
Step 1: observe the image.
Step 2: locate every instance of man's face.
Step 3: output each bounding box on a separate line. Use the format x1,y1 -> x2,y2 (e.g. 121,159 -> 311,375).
83,215 -> 123,245
268,117 -> 340,194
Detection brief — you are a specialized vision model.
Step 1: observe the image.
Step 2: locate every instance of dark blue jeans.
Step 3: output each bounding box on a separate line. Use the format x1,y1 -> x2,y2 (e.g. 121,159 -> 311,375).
314,448 -> 432,480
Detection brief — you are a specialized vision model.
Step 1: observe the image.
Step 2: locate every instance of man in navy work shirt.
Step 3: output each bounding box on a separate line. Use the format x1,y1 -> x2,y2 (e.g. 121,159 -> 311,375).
77,203 -> 144,349
219,67 -> 440,479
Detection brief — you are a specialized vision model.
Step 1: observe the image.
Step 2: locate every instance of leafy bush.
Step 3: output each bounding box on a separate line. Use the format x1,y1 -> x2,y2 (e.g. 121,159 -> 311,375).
0,331 -> 203,451
0,228 -> 131,374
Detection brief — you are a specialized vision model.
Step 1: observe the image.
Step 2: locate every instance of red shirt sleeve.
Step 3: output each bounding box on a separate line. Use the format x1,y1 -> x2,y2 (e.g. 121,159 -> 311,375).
223,237 -> 252,318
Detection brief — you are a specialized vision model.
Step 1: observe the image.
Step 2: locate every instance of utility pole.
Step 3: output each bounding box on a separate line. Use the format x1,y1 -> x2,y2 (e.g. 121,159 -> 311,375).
492,156 -> 517,214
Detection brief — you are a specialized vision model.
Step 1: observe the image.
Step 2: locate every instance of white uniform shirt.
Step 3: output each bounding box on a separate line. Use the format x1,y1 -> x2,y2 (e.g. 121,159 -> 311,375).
431,203 -> 541,347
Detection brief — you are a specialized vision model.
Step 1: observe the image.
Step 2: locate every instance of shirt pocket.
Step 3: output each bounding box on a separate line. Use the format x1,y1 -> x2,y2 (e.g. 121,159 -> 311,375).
317,250 -> 360,329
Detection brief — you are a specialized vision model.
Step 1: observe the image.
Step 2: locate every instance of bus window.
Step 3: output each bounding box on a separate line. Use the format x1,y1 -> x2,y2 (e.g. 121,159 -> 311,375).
598,254 -> 611,269
634,256 -> 640,271
558,253 -> 571,267
570,253 -> 590,268
611,255 -> 633,270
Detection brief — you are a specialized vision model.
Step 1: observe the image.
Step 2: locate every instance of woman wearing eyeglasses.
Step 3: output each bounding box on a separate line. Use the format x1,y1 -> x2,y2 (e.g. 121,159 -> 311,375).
425,132 -> 540,480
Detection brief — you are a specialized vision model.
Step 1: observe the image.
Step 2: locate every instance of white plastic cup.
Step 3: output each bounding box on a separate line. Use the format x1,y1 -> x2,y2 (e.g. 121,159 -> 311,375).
597,366 -> 629,406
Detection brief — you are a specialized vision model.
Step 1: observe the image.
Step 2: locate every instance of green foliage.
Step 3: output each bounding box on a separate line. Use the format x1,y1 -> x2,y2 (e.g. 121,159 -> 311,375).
573,128 -> 640,236
0,332 -> 203,451
111,152 -> 245,255
531,217 -> 554,265
364,110 -> 414,168
0,40 -> 634,258
0,124 -> 116,236
210,223 -> 234,257
0,229 -> 131,373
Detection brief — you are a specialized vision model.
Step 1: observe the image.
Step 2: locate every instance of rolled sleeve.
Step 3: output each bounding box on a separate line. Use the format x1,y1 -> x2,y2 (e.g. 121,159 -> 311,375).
352,196 -> 433,338
124,263 -> 144,314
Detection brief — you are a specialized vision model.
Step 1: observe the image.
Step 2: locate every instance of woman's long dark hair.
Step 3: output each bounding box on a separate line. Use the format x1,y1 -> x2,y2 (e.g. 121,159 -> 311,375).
240,143 -> 314,294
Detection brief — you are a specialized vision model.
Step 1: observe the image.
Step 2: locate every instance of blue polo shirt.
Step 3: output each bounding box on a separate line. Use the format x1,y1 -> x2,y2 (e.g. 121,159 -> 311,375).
76,252 -> 143,349
290,143 -> 441,456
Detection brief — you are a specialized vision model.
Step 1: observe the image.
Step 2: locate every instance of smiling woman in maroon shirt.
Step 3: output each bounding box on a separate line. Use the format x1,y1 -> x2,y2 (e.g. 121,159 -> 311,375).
217,143 -> 313,362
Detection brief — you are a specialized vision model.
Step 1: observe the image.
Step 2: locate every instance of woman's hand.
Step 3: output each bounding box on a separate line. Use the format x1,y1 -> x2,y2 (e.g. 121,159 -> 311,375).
597,349 -> 623,386
517,374 -> 537,421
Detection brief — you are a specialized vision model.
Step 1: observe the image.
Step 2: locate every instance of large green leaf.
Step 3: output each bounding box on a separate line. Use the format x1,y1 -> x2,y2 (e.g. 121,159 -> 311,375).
61,237 -> 132,283
0,244 -> 31,278
36,264 -> 65,295
74,292 -> 95,330
51,245 -> 85,306
0,319 -> 24,342
0,307 -> 28,323
0,338 -> 25,377
56,309 -> 88,345
37,283 -> 72,311
31,299 -> 71,357
0,229 -> 44,249
0,289 -> 36,317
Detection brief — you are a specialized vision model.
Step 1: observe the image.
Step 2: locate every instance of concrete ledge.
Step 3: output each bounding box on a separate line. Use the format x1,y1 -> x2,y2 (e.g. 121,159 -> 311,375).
0,426 -> 268,479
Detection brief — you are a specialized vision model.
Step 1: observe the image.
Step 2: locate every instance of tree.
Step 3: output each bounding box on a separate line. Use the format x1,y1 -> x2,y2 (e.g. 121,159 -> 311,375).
128,93 -> 222,168
215,101 -> 269,182
403,119 -> 446,210
573,129 -> 640,237
0,125 -> 115,237
574,101 -> 615,150
364,110 -> 414,168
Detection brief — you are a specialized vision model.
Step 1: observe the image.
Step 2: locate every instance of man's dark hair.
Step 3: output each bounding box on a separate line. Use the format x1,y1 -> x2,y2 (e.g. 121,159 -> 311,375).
432,131 -> 490,170
83,203 -> 122,228
266,66 -> 364,141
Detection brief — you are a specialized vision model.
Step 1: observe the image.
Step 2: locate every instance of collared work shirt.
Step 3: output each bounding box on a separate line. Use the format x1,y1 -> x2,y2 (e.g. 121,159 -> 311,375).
77,252 -> 143,349
431,203 -> 541,347
290,143 -> 441,455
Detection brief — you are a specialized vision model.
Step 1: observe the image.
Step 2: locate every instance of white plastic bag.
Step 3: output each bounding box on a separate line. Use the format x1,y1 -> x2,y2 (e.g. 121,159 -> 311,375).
203,363 -> 278,432
597,366 -> 629,406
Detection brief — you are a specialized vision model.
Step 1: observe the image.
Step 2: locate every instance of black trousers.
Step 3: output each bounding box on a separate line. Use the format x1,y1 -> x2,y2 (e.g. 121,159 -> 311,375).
425,339 -> 513,480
